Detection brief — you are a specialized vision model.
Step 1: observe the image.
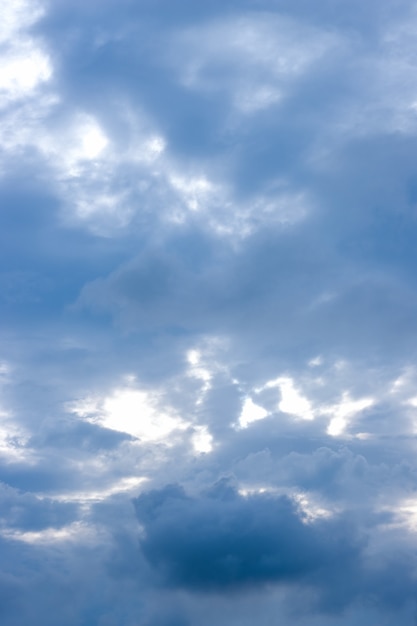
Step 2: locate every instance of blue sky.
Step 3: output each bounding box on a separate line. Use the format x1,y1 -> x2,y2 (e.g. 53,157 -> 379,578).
2,0 -> 417,623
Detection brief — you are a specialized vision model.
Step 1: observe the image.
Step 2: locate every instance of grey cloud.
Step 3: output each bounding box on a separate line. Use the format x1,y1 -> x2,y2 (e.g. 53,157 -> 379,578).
133,480 -> 417,618
0,531 -> 148,626
0,482 -> 78,532
30,417 -> 133,452
134,481 -> 362,593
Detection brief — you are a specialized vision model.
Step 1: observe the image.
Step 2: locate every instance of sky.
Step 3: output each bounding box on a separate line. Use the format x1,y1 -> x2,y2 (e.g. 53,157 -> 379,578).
2,0 -> 417,624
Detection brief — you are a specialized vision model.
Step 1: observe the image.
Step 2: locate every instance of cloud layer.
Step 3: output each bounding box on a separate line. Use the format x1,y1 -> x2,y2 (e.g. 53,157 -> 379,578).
2,0 -> 417,624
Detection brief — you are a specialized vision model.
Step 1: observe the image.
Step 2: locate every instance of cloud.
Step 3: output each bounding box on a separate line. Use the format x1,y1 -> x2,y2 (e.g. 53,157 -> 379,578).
134,481 -> 362,595
133,479 -> 417,618
2,0 -> 417,624
167,13 -> 339,115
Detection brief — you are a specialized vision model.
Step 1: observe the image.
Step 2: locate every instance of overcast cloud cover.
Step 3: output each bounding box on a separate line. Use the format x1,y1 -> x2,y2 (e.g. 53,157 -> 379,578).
2,0 -> 417,623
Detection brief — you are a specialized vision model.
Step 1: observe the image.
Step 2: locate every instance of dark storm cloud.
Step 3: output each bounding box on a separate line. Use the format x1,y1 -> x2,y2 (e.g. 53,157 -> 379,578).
134,481 -> 362,592
134,481 -> 417,617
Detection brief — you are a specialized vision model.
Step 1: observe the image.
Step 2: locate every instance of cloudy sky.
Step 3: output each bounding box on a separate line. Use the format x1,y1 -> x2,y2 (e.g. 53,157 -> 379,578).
2,0 -> 417,623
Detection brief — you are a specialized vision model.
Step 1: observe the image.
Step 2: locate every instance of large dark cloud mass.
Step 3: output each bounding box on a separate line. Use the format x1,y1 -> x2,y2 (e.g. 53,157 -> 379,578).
134,481 -> 417,619
134,482 -> 361,592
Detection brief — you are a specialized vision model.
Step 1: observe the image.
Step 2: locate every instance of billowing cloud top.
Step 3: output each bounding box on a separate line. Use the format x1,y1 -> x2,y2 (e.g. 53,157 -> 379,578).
2,0 -> 417,624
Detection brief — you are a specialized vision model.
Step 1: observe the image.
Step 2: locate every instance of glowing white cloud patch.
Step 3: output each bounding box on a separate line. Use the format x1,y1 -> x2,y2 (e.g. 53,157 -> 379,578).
167,174 -> 225,226
0,1 -> 51,107
102,389 -> 184,440
0,0 -> 45,44
170,174 -> 215,212
0,362 -> 25,460
72,387 -> 187,443
65,116 -> 108,166
192,425 -> 213,453
35,114 -> 138,233
238,397 -> 268,428
187,349 -> 200,367
71,381 -> 216,455
276,378 -> 314,420
293,492 -> 334,522
390,369 -> 413,393
378,496 -> 417,534
167,170 -> 310,238
1,521 -> 103,545
0,46 -> 52,105
259,376 -> 314,420
79,125 -> 108,160
32,111 -> 165,234
238,486 -> 333,521
70,396 -> 99,419
187,349 -> 212,388
388,497 -> 417,532
355,432 -> 373,440
38,114 -> 109,176
326,393 -> 374,437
